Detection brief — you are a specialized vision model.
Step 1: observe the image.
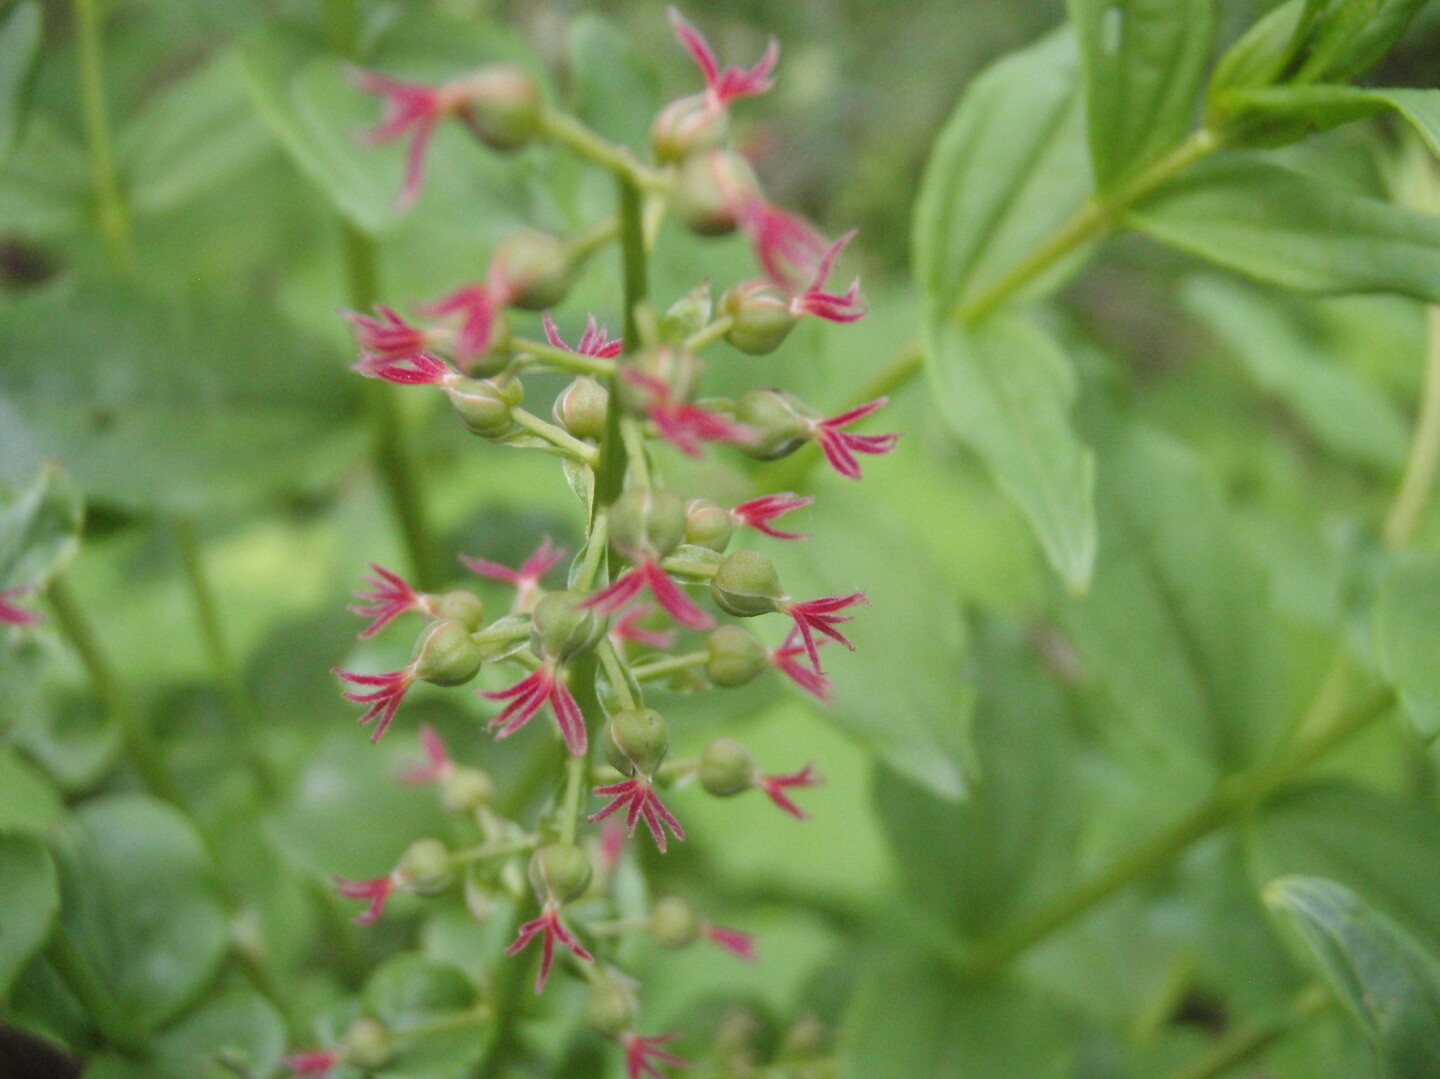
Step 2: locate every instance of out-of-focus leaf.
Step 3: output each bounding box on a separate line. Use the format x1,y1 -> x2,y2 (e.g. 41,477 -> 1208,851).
1374,554 -> 1440,741
1211,84 -> 1440,155
1266,876 -> 1440,1078
567,14 -> 660,150
1295,0 -> 1431,83
151,988 -> 286,1079
1067,0 -> 1216,189
0,745 -> 64,833
1130,157 -> 1440,303
0,1 -> 41,167
925,315 -> 1096,592
1184,277 -> 1408,471
51,795 -> 228,1033
365,954 -> 488,1078
913,29 -> 1092,316
1206,0 -> 1312,104
9,691 -> 121,792
0,463 -> 81,593
0,831 -> 58,999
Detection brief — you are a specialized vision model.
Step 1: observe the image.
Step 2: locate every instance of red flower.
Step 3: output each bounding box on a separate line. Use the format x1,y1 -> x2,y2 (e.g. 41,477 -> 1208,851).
778,591 -> 864,672
622,1031 -> 689,1079
598,819 -> 628,872
622,371 -> 752,459
543,312 -> 623,358
770,627 -> 831,702
581,559 -> 713,632
334,874 -> 396,925
461,536 -> 566,610
399,723 -> 451,785
611,604 -> 676,651
759,763 -> 823,821
422,278 -> 508,370
669,9 -> 778,112
738,200 -> 831,293
334,666 -> 416,743
284,1051 -> 342,1077
352,350 -> 453,386
505,903 -> 594,993
589,777 -> 685,853
344,305 -> 432,363
703,924 -> 757,961
730,493 -> 813,540
480,662 -> 587,755
350,564 -> 425,639
0,585 -> 40,627
352,70 -> 476,209
789,230 -> 866,323
808,398 -> 899,480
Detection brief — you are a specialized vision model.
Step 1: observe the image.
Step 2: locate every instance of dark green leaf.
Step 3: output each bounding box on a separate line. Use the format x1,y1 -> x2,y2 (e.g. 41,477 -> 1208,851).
0,831 -> 58,999
0,463 -> 81,593
925,314 -> 1096,592
1296,0 -> 1431,83
1374,554 -> 1440,741
1214,85 -> 1440,152
0,1 -> 41,167
1266,876 -> 1440,1078
1067,0 -> 1216,189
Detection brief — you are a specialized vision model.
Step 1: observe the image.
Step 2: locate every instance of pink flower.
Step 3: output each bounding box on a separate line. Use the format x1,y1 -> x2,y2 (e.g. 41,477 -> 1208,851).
352,350 -> 453,386
581,559 -> 713,632
669,9 -> 778,112
334,874 -> 396,925
622,1031 -> 688,1079
771,627 -> 831,702
778,592 -> 865,672
611,605 -> 676,651
807,398 -> 899,480
399,723 -> 451,785
703,924 -> 757,961
543,313 -> 623,358
738,200 -> 831,293
759,763 -> 823,821
422,278 -> 509,370
622,371 -> 752,459
589,778 -> 685,853
344,305 -> 433,363
505,902 -> 594,993
480,662 -> 587,755
730,493 -> 813,540
0,585 -> 41,627
789,230 -> 866,323
350,564 -> 425,639
598,819 -> 628,872
334,666 -> 416,743
352,70 -> 477,209
461,536 -> 566,610
284,1051 -> 342,1077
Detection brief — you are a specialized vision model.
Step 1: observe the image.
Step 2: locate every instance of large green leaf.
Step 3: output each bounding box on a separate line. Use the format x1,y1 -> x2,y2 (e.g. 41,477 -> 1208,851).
0,463 -> 81,592
912,29 -> 1093,317
1067,0 -> 1216,189
925,315 -> 1096,592
1266,876 -> 1440,1078
1129,156 -> 1440,303
0,831 -> 58,999
1213,85 -> 1440,154
51,794 -> 229,1033
1374,554 -> 1440,741
0,1 -> 41,168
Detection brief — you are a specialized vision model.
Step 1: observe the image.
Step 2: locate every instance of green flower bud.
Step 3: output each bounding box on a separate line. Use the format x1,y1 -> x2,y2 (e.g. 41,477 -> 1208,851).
528,843 -> 591,903
683,498 -> 735,553
447,377 -> 521,438
414,619 -> 484,686
441,765 -> 494,813
342,1018 -> 393,1070
662,282 -> 713,342
584,981 -> 639,1038
397,837 -> 453,894
699,737 -> 758,797
609,487 -> 687,560
710,550 -> 784,618
603,707 -> 670,777
652,94 -> 730,164
649,896 -> 701,948
429,589 -> 485,630
531,589 -> 604,661
734,388 -> 813,460
671,150 -> 759,237
493,229 -> 577,311
705,625 -> 768,686
721,281 -> 798,355
553,376 -> 609,441
455,63 -> 543,151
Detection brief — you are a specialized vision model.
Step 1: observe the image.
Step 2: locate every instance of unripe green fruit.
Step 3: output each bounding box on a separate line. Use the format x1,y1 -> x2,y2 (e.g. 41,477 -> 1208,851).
441,765 -> 494,813
603,707 -> 669,777
455,63 -> 543,151
553,376 -> 609,441
734,388 -> 813,460
447,377 -> 521,438
705,625 -> 768,686
493,229 -> 577,311
609,487 -> 687,560
721,281 -> 798,355
531,590 -> 603,661
650,896 -> 701,948
529,843 -> 591,903
710,550 -> 784,618
397,837 -> 453,894
343,1018 -> 393,1070
585,981 -> 639,1038
652,93 -> 729,163
663,282 -> 713,341
684,498 -> 735,553
430,589 -> 485,630
414,619 -> 484,686
671,150 -> 758,237
699,737 -> 758,797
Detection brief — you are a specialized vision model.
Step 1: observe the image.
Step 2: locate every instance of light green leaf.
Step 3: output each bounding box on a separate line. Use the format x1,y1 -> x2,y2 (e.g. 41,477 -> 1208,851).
925,314 -> 1096,592
1130,156 -> 1440,303
1213,85 -> 1440,155
0,1 -> 41,168
0,462 -> 81,592
1374,554 -> 1440,741
0,831 -> 58,999
912,29 -> 1093,317
1068,0 -> 1216,189
151,988 -> 287,1079
1266,876 -> 1440,1078
0,745 -> 64,833
366,954 -> 488,1078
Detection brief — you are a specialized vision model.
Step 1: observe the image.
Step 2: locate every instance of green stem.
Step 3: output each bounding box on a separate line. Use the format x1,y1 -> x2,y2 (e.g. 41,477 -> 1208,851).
578,512 -> 609,592
564,214 -> 621,263
559,754 -> 587,845
597,639 -> 637,710
1160,983 -> 1330,1079
511,407 -> 601,465
684,315 -> 736,353
619,416 -> 651,488
47,932 -> 149,1058
73,0 -> 133,273
451,834 -> 540,864
1384,305 -> 1440,549
630,650 -> 708,682
539,108 -> 659,188
510,336 -> 618,378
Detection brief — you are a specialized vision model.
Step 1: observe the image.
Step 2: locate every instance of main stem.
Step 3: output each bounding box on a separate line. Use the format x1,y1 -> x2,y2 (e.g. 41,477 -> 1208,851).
73,0 -> 133,273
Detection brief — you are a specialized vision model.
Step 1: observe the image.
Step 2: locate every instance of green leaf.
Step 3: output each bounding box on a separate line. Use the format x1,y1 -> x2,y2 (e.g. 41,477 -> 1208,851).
1206,0 -> 1313,104
365,954 -> 488,1078
1296,0 -> 1431,84
0,745 -> 64,833
52,794 -> 228,1033
567,14 -> 660,150
151,988 -> 286,1079
1374,554 -> 1440,741
912,29 -> 1093,317
1129,156 -> 1440,303
925,314 -> 1096,592
1067,0 -> 1216,189
1266,876 -> 1440,1078
1184,277 -> 1409,472
0,831 -> 58,999
1214,85 -> 1440,153
0,1 -> 41,167
0,462 -> 81,592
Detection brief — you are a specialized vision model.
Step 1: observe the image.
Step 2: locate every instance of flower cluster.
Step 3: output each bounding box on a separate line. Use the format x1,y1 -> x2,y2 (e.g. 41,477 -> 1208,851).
300,10 -> 887,1077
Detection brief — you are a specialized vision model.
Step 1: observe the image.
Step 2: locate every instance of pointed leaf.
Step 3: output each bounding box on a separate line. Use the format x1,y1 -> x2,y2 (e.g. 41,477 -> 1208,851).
1374,553 -> 1440,740
0,463 -> 81,592
0,831 -> 58,999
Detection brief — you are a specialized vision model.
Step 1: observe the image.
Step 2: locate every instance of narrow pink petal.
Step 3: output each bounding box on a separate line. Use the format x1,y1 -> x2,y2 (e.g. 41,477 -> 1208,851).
704,924 -> 757,961
641,561 -> 714,631
824,397 -> 889,428
548,675 -> 589,756
668,7 -> 720,88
